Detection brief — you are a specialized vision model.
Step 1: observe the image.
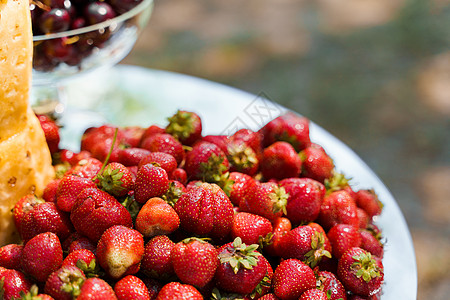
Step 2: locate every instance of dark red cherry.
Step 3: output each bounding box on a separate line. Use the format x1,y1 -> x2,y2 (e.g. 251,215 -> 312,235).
84,2 -> 116,25
38,8 -> 71,33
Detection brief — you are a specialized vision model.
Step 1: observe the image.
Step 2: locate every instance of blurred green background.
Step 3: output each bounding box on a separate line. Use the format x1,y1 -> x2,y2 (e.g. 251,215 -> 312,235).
122,0 -> 450,298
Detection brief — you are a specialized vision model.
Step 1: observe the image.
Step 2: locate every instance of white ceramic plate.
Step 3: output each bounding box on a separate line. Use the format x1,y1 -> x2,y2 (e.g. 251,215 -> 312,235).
61,64 -> 417,299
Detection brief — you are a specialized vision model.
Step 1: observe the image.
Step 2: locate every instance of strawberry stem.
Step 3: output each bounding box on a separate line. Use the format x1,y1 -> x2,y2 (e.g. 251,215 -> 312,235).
93,128 -> 119,182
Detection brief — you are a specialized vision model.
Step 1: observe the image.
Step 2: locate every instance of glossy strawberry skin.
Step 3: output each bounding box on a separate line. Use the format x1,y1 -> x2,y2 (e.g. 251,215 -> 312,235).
317,271 -> 347,300
21,232 -> 63,283
134,164 -> 170,203
140,125 -> 165,144
228,172 -> 257,206
70,187 -> 133,242
261,141 -> 302,180
170,168 -> 187,185
77,277 -> 118,300
64,157 -> 103,179
327,224 -> 361,259
354,189 -> 383,218
12,194 -> 45,235
0,244 -> 23,270
141,235 -> 176,281
55,175 -> 97,212
138,152 -> 178,175
184,142 -> 229,182
121,126 -> 145,148
359,229 -> 384,258
155,282 -> 203,300
174,183 -> 234,240
171,238 -> 218,288
299,145 -> 334,183
135,197 -> 180,238
62,249 -> 97,270
264,217 -> 292,257
42,179 -> 61,203
165,110 -> 203,146
279,177 -> 325,224
95,162 -> 134,198
140,133 -> 185,165
114,275 -> 151,300
272,259 -> 316,300
37,114 -> 60,154
299,289 -> 328,300
96,225 -> 144,279
231,212 -> 273,246
0,267 -> 33,300
20,201 -> 73,243
318,190 -> 359,230
44,266 -> 87,300
81,125 -> 124,163
117,147 -> 151,167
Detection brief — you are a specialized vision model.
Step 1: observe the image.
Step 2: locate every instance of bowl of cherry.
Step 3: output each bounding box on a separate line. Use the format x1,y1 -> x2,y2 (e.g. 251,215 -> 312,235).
30,0 -> 153,115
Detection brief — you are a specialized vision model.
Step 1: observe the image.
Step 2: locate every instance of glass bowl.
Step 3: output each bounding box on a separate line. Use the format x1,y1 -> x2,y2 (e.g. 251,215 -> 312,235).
31,0 -> 154,115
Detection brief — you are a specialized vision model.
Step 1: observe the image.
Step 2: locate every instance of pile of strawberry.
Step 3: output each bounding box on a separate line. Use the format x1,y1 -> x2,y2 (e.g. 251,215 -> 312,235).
0,111 -> 385,300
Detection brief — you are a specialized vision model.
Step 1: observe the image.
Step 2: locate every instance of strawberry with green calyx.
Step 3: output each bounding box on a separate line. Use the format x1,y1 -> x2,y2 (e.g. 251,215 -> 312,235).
258,293 -> 279,300
134,163 -> 170,203
272,259 -> 316,300
0,244 -> 23,271
299,144 -> 335,183
261,141 -> 302,180
135,197 -> 180,238
171,237 -> 219,288
96,225 -> 144,280
64,157 -> 103,179
0,267 -> 33,300
161,180 -> 186,206
77,277 -> 117,300
43,266 -> 86,300
230,128 -> 263,157
114,275 -> 151,300
226,141 -> 260,176
156,282 -> 203,300
70,187 -> 133,242
277,225 -> 332,268
239,182 -> 288,223
324,171 -> 352,194
21,232 -> 63,283
140,133 -> 185,165
337,247 -> 384,297
316,271 -> 347,300
19,284 -> 54,300
62,249 -> 99,278
214,237 -> 268,295
318,190 -> 359,231
174,182 -> 234,240
327,224 -> 361,259
166,110 -> 202,146
95,162 -> 134,198
279,177 -> 325,225
120,194 -> 140,223
231,212 -> 273,248
141,235 -> 176,281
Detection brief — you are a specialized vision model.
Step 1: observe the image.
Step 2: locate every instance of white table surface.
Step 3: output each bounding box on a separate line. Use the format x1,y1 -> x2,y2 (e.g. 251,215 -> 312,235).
61,64 -> 417,299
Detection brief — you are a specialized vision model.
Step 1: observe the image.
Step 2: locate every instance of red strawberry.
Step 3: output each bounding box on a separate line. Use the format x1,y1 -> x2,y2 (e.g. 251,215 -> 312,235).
277,225 -> 332,268
134,164 -> 170,203
42,179 -> 61,203
228,172 -> 257,207
279,177 -> 325,224
62,249 -> 99,277
77,277 -> 117,300
138,152 -> 178,175
44,266 -> 86,300
122,126 -> 145,148
81,125 -> 124,163
174,182 -> 234,240
64,157 -> 103,179
165,110 -> 202,146
231,212 -> 273,246
135,197 -> 180,238
161,180 -> 186,206
359,229 -> 384,258
96,225 -> 144,279
259,293 -> 280,300
356,208 -> 370,229
337,247 -> 384,297
226,140 -> 260,176
171,237 -> 218,288
264,217 -> 291,257
239,182 -> 288,223
0,244 -> 23,270
327,224 -> 361,259
201,135 -> 229,153
354,189 -> 383,219
118,148 -> 151,167
141,235 -> 176,280
170,168 -> 187,185
140,133 -> 185,165
114,275 -> 150,300
215,237 -> 269,295
55,175 -> 97,212
298,289 -> 328,300
19,285 -> 55,300
272,259 -> 316,300
316,271 -> 347,300
21,232 -> 63,282
70,187 -> 133,242
0,267 -> 32,300
37,114 -> 60,154
140,125 -> 165,144
184,142 -> 230,183
259,113 -> 311,151
12,194 -> 45,235
261,141 -> 302,180
66,236 -> 97,254
58,149 -> 92,167
20,201 -> 73,243
155,282 -> 203,300
95,162 -> 134,197
318,190 -> 359,230
299,144 -> 334,183
230,128 -> 263,156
